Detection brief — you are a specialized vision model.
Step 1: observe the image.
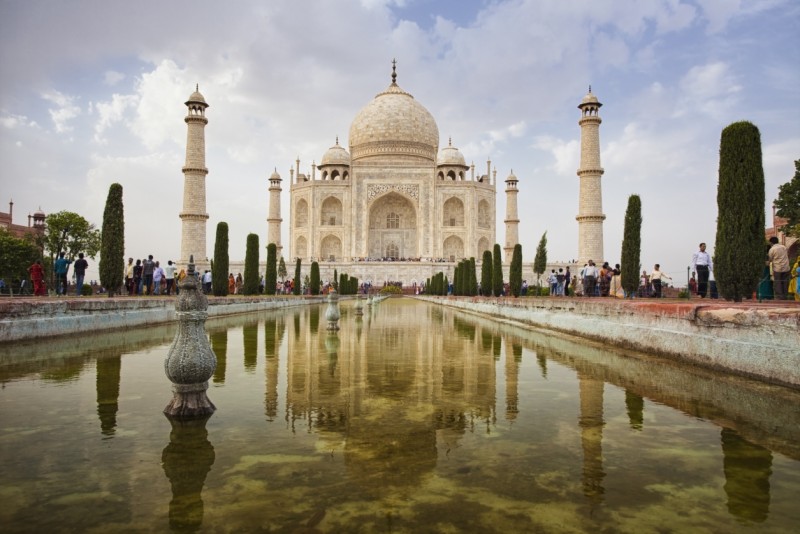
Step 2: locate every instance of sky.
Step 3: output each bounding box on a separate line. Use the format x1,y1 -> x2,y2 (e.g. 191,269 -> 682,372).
1,0 -> 798,285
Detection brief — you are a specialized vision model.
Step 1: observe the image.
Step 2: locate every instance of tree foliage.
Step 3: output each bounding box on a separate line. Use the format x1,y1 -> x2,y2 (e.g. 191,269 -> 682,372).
293,258 -> 302,295
38,210 -> 101,289
243,233 -> 260,295
310,261 -> 320,295
212,222 -> 229,296
714,121 -> 765,302
774,159 -> 800,237
0,228 -> 40,284
480,250 -> 492,296
265,243 -> 277,295
469,257 -> 478,296
620,195 -> 642,296
510,244 -> 523,297
278,256 -> 287,281
533,232 -> 547,288
492,244 -> 503,297
99,183 -> 125,296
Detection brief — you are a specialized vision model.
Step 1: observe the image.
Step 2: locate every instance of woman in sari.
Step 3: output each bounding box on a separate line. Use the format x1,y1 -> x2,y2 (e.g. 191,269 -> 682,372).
228,273 -> 236,295
789,257 -> 800,302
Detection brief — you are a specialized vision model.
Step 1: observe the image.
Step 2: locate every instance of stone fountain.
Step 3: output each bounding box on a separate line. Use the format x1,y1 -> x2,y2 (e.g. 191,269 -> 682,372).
164,255 -> 217,418
325,290 -> 341,331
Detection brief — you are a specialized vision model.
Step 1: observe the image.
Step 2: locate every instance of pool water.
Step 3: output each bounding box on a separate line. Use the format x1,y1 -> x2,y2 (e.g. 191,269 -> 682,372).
1,298 -> 798,533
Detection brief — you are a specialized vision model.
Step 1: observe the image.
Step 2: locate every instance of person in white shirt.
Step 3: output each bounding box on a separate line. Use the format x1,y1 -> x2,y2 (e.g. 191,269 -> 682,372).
691,243 -> 713,298
584,260 -> 598,297
164,260 -> 177,295
650,264 -> 672,298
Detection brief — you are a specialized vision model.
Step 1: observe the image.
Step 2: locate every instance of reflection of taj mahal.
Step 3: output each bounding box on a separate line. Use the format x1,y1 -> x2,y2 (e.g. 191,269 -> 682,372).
179,62 -> 607,283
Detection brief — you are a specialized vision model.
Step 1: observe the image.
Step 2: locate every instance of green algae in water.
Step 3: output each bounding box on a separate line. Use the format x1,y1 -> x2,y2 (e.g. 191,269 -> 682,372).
0,298 -> 799,533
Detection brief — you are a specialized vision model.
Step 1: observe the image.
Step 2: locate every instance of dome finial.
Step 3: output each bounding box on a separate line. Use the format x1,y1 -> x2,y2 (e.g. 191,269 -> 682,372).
448,136 -> 452,147
196,83 -> 199,92
335,135 -> 339,146
588,84 -> 592,93
391,58 -> 397,85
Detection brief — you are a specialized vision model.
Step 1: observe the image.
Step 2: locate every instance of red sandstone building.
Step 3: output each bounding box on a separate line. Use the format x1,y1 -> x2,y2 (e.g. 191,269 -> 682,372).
765,205 -> 798,261
0,200 -> 46,239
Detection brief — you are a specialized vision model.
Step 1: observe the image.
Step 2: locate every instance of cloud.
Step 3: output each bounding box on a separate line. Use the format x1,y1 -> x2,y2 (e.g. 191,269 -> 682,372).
103,70 -> 126,86
41,90 -> 81,133
674,62 -> 741,119
93,93 -> 139,144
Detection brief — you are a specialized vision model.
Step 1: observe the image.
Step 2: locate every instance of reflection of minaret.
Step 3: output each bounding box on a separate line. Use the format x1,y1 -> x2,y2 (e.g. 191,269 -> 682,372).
96,355 -> 121,436
264,318 -> 279,421
576,87 -> 606,264
210,330 -> 227,384
721,428 -> 772,523
578,371 -> 605,504
243,322 -> 258,371
503,170 -> 519,263
179,85 -> 210,271
161,416 -> 215,532
625,390 -> 644,430
504,343 -> 521,421
267,169 -> 283,258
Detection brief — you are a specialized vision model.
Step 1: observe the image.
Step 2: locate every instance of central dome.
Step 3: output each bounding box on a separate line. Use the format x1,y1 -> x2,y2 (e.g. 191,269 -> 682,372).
349,80 -> 439,163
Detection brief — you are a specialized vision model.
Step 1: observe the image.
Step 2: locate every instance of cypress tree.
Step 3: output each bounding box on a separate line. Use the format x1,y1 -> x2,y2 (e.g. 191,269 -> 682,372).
278,256 -> 287,282
293,258 -> 302,295
620,195 -> 642,297
492,244 -> 503,297
443,275 -> 449,296
510,244 -> 523,297
339,272 -> 347,294
99,183 -> 124,297
212,222 -> 229,296
533,232 -> 547,291
481,250 -> 492,296
265,243 -> 277,295
715,121 -> 765,302
310,261 -> 320,295
243,233 -> 260,295
469,257 -> 478,296
454,262 -> 462,295
333,268 -> 338,291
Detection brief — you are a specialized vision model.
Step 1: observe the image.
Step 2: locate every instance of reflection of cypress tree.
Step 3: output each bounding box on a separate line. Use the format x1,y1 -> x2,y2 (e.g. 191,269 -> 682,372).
721,428 -> 772,523
512,343 -> 522,362
210,330 -> 227,384
481,329 -> 492,353
625,390 -> 644,430
294,313 -> 301,340
161,416 -> 215,532
505,344 -> 520,421
243,322 -> 258,371
264,318 -> 279,421
453,316 -> 475,341
493,334 -> 502,361
309,306 -> 320,335
263,318 -> 277,356
96,354 -> 121,436
536,353 -> 547,378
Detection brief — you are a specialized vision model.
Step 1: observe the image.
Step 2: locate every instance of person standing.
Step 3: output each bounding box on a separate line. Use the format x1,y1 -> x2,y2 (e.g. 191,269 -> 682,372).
164,260 -> 176,295
152,261 -> 164,295
28,260 -> 46,296
73,253 -> 88,296
133,259 -> 143,295
767,236 -> 790,300
564,266 -> 572,296
691,243 -> 713,298
125,258 -> 135,295
54,251 -> 72,296
584,260 -> 598,297
650,264 -> 672,298
142,255 -> 155,295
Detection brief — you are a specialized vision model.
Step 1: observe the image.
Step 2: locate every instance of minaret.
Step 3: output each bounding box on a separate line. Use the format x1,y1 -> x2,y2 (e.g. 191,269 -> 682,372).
504,170 -> 520,262
576,87 -> 606,264
267,168 -> 283,258
179,85 -> 210,271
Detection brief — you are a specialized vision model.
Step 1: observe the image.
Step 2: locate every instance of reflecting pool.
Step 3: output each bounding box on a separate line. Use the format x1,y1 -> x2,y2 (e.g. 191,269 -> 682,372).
1,298 -> 799,533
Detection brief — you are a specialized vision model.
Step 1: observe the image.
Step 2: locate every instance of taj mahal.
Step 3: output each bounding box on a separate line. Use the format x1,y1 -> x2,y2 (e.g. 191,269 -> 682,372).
178,62 -> 606,286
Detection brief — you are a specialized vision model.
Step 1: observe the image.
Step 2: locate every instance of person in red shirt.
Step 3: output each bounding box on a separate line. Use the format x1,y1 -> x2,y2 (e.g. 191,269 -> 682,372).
28,260 -> 46,296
